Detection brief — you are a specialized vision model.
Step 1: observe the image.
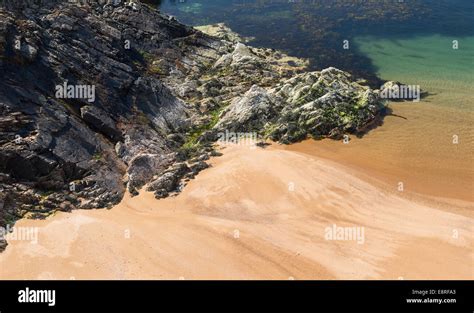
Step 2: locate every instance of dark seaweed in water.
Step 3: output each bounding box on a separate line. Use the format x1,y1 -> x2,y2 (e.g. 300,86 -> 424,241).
157,0 -> 474,87
142,0 -> 163,5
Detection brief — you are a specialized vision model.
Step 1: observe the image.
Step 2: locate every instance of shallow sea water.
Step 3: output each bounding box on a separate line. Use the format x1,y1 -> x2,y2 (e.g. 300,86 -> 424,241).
155,0 -> 474,201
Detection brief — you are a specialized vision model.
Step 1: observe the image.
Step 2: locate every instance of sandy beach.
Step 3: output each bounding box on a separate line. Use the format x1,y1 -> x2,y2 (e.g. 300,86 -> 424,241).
0,141 -> 472,280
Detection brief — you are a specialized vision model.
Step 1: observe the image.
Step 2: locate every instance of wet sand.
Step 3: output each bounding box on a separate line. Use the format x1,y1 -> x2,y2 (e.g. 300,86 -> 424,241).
0,143 -> 472,280
285,102 -> 474,208
348,33 -> 474,207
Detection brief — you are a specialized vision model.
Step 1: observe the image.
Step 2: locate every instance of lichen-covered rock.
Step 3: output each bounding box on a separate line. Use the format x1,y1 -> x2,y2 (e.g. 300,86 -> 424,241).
213,67 -> 385,143
215,85 -> 278,133
267,68 -> 383,142
195,23 -> 250,44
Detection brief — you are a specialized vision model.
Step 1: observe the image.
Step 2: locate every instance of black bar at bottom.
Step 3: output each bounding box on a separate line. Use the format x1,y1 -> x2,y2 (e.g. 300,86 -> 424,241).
0,280 -> 472,313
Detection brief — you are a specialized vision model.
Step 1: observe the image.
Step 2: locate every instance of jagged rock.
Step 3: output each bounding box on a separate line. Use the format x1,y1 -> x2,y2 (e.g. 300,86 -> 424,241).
166,133 -> 185,146
379,80 -> 424,102
214,67 -> 384,143
126,153 -> 173,194
256,142 -> 270,148
231,43 -> 256,64
190,161 -> 209,174
147,172 -> 177,193
189,154 -> 210,163
215,85 -> 277,133
0,238 -> 6,252
210,150 -> 223,157
214,53 -> 233,69
195,23 -> 250,44
199,98 -> 219,113
146,162 -> 191,197
18,43 -> 38,62
267,68 -> 383,142
174,80 -> 200,98
380,81 -> 402,94
0,1 -> 224,231
153,189 -> 169,199
80,105 -> 122,141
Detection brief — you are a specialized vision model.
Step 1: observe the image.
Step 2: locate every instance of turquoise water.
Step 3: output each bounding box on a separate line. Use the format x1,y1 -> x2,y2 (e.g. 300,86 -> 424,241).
355,34 -> 474,110
152,0 -> 474,199
155,0 -> 474,92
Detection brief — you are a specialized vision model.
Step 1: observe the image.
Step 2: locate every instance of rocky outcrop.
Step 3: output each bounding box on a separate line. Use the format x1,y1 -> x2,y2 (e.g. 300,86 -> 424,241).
269,68 -> 383,142
0,1 -> 388,251
215,85 -> 277,133
0,0 -> 225,250
146,162 -> 190,199
214,67 -> 383,143
194,23 -> 251,44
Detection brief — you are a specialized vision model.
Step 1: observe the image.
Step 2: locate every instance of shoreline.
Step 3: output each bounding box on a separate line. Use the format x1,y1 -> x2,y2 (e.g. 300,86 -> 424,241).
284,101 -> 474,206
285,140 -> 474,218
0,142 -> 472,280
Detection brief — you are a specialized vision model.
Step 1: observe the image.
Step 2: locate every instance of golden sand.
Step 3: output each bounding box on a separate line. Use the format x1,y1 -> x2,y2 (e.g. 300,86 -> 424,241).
0,142 -> 472,280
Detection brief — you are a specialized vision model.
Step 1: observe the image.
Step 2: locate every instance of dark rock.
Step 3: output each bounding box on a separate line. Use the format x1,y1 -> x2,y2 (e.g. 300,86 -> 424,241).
146,162 -> 190,194
0,238 -> 7,252
0,0 -> 223,229
210,150 -> 223,157
256,142 -> 270,148
80,106 -> 122,142
154,189 -> 169,199
190,161 -> 209,174
126,153 -> 173,194
167,133 -> 185,145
